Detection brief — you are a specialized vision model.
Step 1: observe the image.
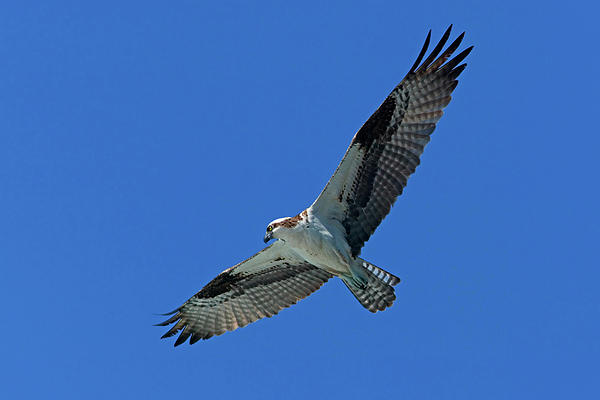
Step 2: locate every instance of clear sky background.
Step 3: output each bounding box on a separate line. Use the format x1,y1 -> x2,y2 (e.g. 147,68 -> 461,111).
1,1 -> 598,399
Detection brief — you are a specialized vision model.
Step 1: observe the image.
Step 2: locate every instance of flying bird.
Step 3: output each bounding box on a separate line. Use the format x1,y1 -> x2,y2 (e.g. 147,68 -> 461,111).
157,26 -> 472,345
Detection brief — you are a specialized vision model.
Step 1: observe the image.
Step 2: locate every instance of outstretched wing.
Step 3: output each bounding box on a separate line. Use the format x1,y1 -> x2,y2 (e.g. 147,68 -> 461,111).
311,26 -> 472,257
156,241 -> 332,345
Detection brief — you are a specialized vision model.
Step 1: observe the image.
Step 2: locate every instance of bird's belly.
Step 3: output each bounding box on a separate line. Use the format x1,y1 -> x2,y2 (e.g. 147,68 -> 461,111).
288,232 -> 350,276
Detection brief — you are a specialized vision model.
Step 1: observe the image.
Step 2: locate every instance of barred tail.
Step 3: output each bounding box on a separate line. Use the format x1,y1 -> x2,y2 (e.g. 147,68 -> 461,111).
341,259 -> 401,313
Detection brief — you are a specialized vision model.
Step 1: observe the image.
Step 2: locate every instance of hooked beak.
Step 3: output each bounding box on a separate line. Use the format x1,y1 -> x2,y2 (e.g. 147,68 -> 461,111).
263,232 -> 272,243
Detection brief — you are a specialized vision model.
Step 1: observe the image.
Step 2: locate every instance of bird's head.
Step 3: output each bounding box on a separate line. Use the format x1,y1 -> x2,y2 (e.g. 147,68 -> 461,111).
263,217 -> 291,243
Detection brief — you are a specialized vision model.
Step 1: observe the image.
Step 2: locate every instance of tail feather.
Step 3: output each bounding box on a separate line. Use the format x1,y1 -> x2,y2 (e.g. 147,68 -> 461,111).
360,260 -> 401,286
342,260 -> 400,313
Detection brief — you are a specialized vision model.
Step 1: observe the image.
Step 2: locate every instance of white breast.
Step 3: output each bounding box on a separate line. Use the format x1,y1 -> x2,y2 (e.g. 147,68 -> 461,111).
284,211 -> 352,276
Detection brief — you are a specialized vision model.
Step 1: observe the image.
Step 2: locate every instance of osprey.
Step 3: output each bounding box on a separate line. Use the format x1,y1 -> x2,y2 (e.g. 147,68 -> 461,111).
158,26 -> 472,345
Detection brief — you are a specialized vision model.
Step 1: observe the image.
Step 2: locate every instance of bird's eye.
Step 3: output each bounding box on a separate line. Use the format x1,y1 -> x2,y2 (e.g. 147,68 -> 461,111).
267,225 -> 273,232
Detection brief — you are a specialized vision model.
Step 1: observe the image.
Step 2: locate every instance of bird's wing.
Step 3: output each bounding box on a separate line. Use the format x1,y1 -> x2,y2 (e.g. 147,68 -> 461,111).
311,26 -> 472,257
156,241 -> 332,345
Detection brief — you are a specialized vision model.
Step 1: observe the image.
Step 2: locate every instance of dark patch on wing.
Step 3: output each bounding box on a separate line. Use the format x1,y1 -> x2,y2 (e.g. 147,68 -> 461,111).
195,262 -> 302,299
353,95 -> 398,149
194,269 -> 239,299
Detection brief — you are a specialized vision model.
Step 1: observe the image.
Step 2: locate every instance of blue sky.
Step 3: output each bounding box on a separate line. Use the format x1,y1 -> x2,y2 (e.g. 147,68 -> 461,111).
1,1 -> 598,399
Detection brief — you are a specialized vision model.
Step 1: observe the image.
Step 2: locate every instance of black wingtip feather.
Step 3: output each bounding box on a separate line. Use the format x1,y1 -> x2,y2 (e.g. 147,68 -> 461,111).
174,328 -> 191,347
416,26 -> 453,73
442,46 -> 473,73
155,308 -> 180,316
189,333 -> 203,345
447,63 -> 467,81
443,32 -> 466,58
154,311 -> 181,326
408,29 -> 431,74
161,326 -> 180,339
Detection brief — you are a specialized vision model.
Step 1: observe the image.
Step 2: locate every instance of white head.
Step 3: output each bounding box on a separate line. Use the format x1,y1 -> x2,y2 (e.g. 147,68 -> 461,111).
263,217 -> 290,243
263,211 -> 307,243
